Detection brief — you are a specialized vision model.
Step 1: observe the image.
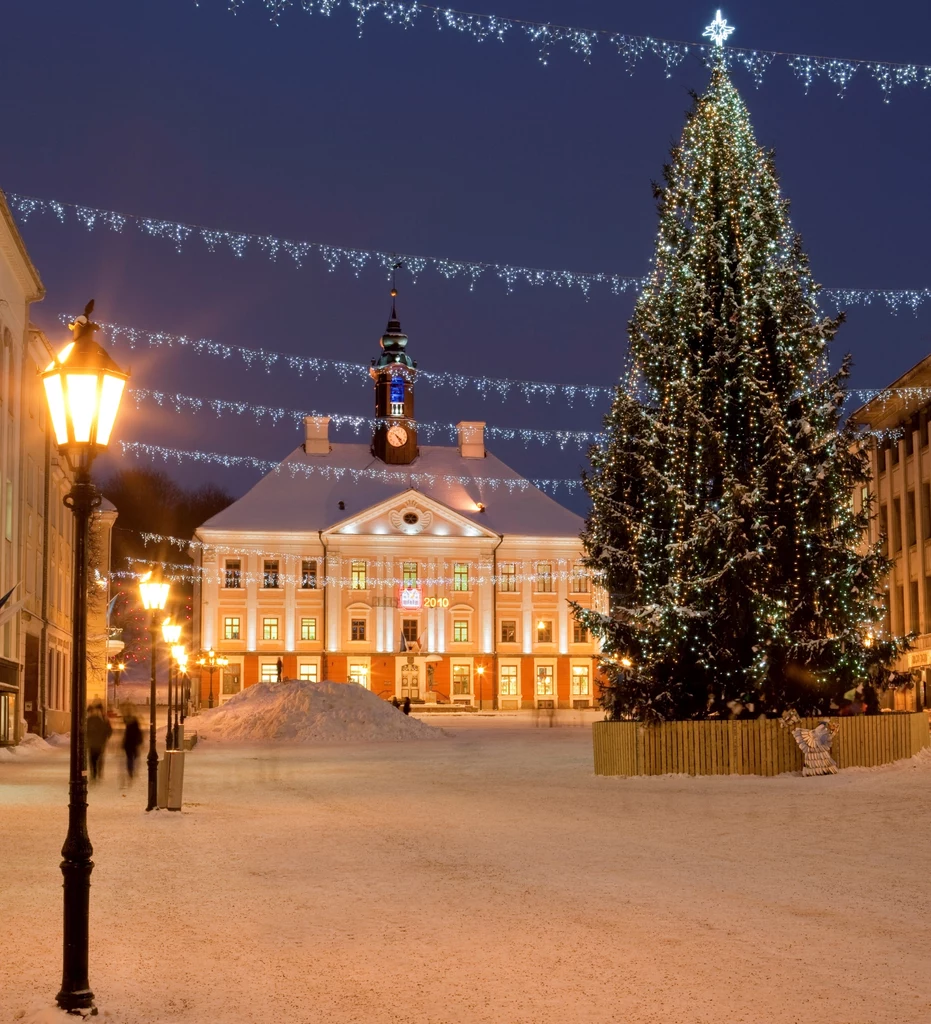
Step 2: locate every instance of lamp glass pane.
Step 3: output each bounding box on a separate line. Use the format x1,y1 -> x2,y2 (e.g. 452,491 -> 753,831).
139,581 -> 171,610
95,374 -> 126,445
43,374 -> 69,445
65,373 -> 100,444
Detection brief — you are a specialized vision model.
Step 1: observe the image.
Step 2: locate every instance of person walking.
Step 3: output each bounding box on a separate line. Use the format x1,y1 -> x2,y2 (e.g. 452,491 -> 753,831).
86,702 -> 112,782
121,706 -> 143,781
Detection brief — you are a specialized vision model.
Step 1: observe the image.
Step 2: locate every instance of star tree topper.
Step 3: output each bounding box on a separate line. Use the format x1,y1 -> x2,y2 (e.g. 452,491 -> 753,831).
702,9 -> 735,47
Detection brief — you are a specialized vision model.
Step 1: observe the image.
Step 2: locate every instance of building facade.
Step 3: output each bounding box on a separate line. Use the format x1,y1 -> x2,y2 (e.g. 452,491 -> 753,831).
851,354 -> 931,711
0,193 -> 118,743
193,303 -> 604,709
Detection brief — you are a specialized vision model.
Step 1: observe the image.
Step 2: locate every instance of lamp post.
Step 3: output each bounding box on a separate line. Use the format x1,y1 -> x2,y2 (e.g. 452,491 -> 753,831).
139,573 -> 170,811
42,301 -> 128,1015
171,646 -> 186,747
106,660 -> 125,714
476,664 -> 485,711
197,649 -> 228,709
161,620 -> 182,750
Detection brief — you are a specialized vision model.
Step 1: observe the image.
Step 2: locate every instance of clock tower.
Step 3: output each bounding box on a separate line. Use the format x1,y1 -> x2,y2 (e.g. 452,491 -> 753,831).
370,289 -> 419,465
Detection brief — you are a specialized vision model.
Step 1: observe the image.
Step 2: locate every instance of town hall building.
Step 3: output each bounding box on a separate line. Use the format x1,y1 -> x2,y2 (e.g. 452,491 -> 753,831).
191,296 -> 604,709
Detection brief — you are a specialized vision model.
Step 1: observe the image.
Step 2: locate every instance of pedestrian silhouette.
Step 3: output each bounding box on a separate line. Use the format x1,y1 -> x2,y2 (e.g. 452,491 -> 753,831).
121,705 -> 143,781
86,702 -> 112,781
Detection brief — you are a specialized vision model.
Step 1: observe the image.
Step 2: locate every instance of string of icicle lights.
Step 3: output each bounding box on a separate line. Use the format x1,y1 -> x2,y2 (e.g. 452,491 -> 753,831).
219,1 -> 930,104
127,384 -> 916,447
6,193 -> 929,311
120,440 -> 586,493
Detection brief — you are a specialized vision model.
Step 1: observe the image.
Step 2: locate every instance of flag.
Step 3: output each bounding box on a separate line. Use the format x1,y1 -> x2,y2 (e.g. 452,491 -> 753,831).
399,635 -> 408,653
0,584 -> 16,611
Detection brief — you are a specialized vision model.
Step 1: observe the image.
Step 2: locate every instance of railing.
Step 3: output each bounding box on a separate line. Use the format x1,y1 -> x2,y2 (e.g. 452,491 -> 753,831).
593,713 -> 930,776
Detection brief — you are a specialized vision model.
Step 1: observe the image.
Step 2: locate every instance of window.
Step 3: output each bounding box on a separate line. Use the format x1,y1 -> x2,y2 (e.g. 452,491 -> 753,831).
499,563 -> 517,592
264,560 -> 280,589
893,498 -> 902,552
453,620 -> 469,643
299,663 -> 318,682
351,618 -> 366,642
499,664 -> 518,697
500,620 -> 517,644
910,580 -> 920,634
571,665 -> 590,696
572,621 -> 588,644
351,561 -> 367,590
454,563 -> 469,592
402,562 -> 418,587
880,505 -> 889,557
301,559 -> 317,589
260,663 -> 278,683
536,620 -> 553,644
222,670 -> 241,695
224,560 -> 241,589
536,665 -> 555,696
263,617 -> 279,641
924,484 -> 931,541
300,617 -> 317,641
907,491 -> 917,547
536,563 -> 553,593
223,616 -> 241,640
570,563 -> 589,593
895,585 -> 905,634
389,376 -> 405,418
402,619 -> 419,644
452,664 -> 471,695
349,663 -> 368,687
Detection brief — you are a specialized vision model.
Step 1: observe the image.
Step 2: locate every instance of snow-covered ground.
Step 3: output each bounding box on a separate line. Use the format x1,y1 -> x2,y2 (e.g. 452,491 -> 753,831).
3,715 -> 930,1024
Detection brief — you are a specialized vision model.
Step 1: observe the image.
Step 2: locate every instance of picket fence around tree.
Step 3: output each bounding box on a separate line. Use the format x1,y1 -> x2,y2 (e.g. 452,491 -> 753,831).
592,714 -> 930,777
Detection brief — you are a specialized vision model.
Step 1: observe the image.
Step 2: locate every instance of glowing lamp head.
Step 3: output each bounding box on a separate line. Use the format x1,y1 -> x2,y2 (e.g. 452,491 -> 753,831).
161,618 -> 183,645
170,643 -> 186,662
620,657 -> 633,669
41,301 -> 128,470
138,571 -> 170,612
476,666 -> 485,676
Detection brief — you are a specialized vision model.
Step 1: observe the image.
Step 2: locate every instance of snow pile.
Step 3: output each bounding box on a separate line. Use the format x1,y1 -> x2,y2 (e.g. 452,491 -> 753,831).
190,679 -> 445,744
0,733 -> 55,760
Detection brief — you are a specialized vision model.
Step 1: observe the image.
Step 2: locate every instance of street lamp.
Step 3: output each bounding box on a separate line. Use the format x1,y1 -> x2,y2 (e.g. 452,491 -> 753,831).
106,660 -> 126,713
139,572 -> 170,811
171,645 -> 186,747
42,301 -> 128,1015
161,620 -> 182,750
197,650 -> 228,709
476,665 -> 485,710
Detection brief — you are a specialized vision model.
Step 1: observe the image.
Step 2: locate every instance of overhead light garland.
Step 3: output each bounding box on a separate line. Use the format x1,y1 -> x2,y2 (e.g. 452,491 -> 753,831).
120,440 -> 585,493
214,1 -> 930,103
4,193 -> 926,313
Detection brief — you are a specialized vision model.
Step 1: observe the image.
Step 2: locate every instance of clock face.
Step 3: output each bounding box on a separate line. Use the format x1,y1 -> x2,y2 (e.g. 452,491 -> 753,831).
387,425 -> 408,448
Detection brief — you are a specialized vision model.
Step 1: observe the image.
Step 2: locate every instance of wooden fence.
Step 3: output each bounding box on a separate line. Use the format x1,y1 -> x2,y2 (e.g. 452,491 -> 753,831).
592,713 -> 930,777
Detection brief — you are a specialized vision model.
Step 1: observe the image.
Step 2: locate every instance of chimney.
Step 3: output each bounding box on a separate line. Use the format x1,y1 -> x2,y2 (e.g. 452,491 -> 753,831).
457,421 -> 486,459
303,415 -> 331,456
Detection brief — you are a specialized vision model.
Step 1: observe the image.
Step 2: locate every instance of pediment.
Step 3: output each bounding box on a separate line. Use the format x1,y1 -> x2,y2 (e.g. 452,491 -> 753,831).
323,489 -> 499,540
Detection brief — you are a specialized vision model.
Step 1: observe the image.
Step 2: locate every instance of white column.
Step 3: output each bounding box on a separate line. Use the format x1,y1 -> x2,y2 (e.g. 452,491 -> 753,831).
246,553 -> 257,650
284,555 -> 296,652
522,559 -> 533,655
427,556 -> 436,652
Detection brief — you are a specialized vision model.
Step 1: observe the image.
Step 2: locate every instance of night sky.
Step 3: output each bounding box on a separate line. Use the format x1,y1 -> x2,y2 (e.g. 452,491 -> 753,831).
2,0 -> 929,516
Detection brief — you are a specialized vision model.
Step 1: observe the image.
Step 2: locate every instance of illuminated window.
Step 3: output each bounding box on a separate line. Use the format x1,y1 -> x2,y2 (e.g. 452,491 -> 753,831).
260,663 -> 278,683
536,563 -> 553,593
571,665 -> 590,696
499,665 -> 518,697
263,560 -> 279,589
500,620 -> 517,644
569,563 -> 589,593
299,663 -> 318,682
536,620 -> 553,644
263,617 -> 279,641
403,562 -> 418,587
300,618 -> 317,641
453,620 -> 469,643
351,561 -> 367,590
389,376 -> 405,418
351,618 -> 366,642
301,560 -> 317,589
454,563 -> 469,591
536,665 -> 555,696
224,560 -> 241,589
572,621 -> 588,644
402,619 -> 419,644
499,563 -> 517,592
223,616 -> 240,640
452,664 -> 471,695
349,663 -> 368,687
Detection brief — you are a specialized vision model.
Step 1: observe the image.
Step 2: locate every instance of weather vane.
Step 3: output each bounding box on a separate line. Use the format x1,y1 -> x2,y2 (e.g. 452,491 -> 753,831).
702,10 -> 735,47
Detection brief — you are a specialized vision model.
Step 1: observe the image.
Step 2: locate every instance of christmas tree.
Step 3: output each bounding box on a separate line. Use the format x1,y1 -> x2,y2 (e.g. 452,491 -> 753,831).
576,46 -> 903,721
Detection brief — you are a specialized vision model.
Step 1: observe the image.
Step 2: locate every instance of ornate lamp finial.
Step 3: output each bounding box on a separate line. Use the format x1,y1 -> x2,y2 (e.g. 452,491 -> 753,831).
703,9 -> 735,47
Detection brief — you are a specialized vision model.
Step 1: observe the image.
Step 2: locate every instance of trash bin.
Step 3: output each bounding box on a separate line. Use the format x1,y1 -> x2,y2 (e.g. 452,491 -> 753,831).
165,749 -> 185,811
157,756 -> 170,809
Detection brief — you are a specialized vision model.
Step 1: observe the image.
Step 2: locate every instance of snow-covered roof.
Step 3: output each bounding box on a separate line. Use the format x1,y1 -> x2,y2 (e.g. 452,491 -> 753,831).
198,443 -> 584,539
